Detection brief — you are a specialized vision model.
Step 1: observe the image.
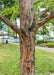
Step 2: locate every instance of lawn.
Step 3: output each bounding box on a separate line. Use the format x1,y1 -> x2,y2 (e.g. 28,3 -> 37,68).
0,44 -> 54,75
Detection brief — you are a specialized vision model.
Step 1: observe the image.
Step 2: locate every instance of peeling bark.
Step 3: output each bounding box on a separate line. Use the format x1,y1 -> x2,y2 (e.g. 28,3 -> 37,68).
20,32 -> 35,75
19,0 -> 34,30
19,0 -> 36,74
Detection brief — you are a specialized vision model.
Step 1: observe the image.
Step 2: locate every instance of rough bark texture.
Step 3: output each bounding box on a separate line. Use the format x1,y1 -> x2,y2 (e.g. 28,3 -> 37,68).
19,0 -> 34,30
19,0 -> 35,75
20,32 -> 35,75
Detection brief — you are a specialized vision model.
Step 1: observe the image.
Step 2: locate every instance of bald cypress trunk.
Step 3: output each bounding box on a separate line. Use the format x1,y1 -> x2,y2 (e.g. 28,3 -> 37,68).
19,0 -> 35,74
20,33 -> 35,75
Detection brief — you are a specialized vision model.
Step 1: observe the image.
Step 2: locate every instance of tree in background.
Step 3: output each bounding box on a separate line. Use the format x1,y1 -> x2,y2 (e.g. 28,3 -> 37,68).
0,0 -> 54,75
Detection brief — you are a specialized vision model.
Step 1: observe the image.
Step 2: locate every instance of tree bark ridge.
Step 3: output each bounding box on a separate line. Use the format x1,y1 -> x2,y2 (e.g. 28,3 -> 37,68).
20,32 -> 35,75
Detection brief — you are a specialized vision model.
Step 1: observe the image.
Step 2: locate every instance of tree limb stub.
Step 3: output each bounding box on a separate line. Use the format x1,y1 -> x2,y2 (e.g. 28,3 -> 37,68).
36,11 -> 54,30
34,1 -> 41,5
34,6 -> 52,20
0,13 -> 22,35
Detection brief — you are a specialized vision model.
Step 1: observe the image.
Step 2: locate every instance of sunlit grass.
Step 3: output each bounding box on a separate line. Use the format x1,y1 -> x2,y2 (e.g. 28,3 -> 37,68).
0,44 -> 54,75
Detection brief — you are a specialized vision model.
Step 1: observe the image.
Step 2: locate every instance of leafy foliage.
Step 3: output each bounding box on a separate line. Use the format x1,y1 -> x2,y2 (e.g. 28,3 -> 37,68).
0,0 -> 19,21
47,43 -> 54,48
0,21 -> 3,29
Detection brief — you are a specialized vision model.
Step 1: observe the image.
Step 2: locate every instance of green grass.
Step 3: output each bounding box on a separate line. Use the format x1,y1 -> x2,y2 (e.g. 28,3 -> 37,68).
0,44 -> 54,75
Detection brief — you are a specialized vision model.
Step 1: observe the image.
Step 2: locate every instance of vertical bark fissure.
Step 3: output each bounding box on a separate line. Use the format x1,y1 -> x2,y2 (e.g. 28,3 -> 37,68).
19,0 -> 35,75
20,32 -> 35,75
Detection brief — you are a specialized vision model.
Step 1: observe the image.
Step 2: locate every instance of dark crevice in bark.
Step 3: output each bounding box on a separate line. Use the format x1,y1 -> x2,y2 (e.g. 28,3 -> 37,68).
20,32 -> 35,75
28,22 -> 35,31
21,29 -> 26,36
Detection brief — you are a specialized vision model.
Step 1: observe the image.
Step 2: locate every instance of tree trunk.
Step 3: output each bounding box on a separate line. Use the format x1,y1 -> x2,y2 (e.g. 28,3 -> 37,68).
20,32 -> 35,75
19,0 -> 35,75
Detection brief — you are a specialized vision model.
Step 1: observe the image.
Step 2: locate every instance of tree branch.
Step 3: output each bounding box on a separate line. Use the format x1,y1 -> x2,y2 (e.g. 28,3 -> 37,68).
34,6 -> 52,20
34,1 -> 41,5
36,11 -> 54,30
0,13 -> 22,35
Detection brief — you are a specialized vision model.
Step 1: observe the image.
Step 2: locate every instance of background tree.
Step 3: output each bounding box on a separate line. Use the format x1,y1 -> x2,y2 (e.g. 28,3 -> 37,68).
0,0 -> 54,75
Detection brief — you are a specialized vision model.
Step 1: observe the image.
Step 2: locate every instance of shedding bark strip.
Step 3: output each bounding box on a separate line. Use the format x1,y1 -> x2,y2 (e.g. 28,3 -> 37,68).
20,33 -> 35,75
